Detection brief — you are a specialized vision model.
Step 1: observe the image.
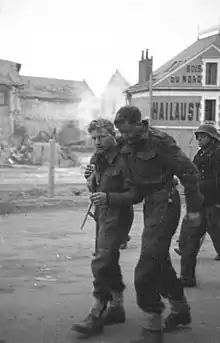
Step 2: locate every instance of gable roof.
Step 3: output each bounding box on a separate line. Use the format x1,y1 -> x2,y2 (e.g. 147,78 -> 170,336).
127,33 -> 220,94
101,69 -> 130,95
19,75 -> 94,102
108,69 -> 130,88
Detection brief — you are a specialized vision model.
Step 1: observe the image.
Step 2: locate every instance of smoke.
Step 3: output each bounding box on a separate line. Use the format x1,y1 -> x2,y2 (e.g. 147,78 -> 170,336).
100,70 -> 130,122
74,90 -> 101,131
16,70 -> 130,143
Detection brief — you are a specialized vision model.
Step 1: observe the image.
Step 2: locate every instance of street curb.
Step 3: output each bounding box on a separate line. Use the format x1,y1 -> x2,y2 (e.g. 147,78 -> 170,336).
0,196 -> 90,215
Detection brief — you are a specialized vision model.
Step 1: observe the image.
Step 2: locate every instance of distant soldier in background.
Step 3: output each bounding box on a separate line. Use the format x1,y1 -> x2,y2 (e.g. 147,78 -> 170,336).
178,124 -> 220,287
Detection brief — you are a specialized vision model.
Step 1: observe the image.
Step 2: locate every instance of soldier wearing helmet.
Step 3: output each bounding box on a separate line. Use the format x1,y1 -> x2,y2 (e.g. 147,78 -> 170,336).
177,123 -> 220,288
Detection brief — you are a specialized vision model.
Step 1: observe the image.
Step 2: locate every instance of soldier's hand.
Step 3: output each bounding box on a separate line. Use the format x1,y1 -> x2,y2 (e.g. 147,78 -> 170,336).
185,212 -> 201,227
90,192 -> 107,206
84,164 -> 95,179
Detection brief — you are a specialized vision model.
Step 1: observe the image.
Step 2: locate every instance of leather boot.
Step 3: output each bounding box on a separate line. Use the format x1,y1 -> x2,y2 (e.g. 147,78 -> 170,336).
120,242 -> 128,249
130,313 -> 164,343
164,296 -> 191,332
174,248 -> 181,256
103,291 -> 125,325
72,298 -> 107,337
181,276 -> 197,288
214,254 -> 220,261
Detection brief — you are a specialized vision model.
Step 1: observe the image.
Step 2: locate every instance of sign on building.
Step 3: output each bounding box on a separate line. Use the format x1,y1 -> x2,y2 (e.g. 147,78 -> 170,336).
158,57 -> 203,88
151,96 -> 201,126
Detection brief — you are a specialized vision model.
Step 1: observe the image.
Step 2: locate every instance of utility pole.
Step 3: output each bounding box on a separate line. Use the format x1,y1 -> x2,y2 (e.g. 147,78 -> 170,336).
148,57 -> 153,126
48,129 -> 57,197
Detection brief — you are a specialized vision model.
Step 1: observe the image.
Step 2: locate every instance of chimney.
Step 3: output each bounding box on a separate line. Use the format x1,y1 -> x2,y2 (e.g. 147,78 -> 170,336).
138,49 -> 153,85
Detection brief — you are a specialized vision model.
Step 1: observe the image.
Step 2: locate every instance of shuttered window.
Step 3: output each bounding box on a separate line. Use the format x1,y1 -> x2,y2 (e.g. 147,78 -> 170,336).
205,63 -> 217,85
204,99 -> 216,121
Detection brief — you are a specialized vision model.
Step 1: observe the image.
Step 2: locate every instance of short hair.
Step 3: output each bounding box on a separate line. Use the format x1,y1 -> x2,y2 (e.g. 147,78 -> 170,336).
114,106 -> 142,127
88,118 -> 115,135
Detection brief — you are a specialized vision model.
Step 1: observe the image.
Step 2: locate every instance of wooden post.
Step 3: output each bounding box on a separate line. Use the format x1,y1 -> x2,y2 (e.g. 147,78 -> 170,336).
48,139 -> 56,197
8,87 -> 15,138
148,73 -> 153,126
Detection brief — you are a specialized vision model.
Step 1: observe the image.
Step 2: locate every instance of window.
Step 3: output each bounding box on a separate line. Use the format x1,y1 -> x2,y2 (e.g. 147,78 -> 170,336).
0,92 -> 5,106
204,99 -> 216,121
205,62 -> 217,85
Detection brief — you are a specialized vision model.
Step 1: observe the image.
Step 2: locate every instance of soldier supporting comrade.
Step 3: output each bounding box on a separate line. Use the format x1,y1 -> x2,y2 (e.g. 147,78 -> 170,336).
114,106 -> 203,343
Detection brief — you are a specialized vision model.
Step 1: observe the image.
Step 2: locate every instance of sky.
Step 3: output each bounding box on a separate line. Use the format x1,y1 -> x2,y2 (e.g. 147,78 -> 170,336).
0,0 -> 220,96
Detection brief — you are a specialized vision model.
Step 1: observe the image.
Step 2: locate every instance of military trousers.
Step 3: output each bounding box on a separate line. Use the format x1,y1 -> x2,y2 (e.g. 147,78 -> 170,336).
134,187 -> 184,313
91,206 -> 132,303
180,204 -> 220,280
94,206 -> 134,252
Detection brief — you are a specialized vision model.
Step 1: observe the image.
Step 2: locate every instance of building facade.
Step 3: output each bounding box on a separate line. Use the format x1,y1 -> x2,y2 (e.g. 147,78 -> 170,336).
0,59 -> 23,145
126,32 -> 220,158
0,60 -> 101,165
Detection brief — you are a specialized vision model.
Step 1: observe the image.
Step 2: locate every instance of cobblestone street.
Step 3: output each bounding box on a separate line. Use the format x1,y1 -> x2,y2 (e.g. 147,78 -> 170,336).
0,208 -> 220,343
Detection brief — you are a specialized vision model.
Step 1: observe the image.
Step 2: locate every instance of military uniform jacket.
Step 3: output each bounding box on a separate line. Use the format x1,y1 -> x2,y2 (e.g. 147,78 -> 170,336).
193,140 -> 220,206
89,144 -> 142,230
120,127 -> 203,213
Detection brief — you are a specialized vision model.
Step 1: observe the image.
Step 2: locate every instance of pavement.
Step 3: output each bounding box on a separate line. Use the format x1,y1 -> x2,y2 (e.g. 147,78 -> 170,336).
0,207 -> 220,343
0,165 -> 89,214
0,165 -> 186,216
0,165 -> 85,187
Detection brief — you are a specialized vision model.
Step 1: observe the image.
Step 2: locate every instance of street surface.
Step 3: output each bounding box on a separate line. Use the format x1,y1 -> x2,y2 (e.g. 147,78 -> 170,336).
0,166 -> 85,187
0,153 -> 90,190
0,208 -> 220,343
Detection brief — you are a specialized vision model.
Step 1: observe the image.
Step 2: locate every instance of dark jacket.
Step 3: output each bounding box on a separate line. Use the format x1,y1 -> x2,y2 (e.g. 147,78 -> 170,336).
89,144 -> 142,230
120,127 -> 203,213
193,140 -> 220,206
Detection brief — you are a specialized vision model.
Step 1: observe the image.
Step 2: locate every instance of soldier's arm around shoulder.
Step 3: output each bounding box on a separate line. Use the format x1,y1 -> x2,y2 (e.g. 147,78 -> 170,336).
106,155 -> 143,207
156,132 -> 203,213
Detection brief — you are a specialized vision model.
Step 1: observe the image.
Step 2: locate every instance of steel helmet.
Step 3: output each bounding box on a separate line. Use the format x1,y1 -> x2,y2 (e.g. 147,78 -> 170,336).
194,123 -> 220,141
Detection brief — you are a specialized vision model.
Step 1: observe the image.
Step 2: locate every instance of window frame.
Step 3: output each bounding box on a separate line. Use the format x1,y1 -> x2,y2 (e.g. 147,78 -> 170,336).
202,58 -> 220,87
204,99 -> 216,122
205,62 -> 218,85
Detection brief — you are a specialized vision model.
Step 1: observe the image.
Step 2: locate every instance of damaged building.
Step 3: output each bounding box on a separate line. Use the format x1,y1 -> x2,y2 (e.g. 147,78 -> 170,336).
0,58 -> 23,145
0,59 -> 100,165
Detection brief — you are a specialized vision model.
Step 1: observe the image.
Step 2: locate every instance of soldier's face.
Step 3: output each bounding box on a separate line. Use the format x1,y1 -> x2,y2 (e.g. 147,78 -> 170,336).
91,128 -> 116,152
196,133 -> 211,148
116,122 -> 144,144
